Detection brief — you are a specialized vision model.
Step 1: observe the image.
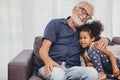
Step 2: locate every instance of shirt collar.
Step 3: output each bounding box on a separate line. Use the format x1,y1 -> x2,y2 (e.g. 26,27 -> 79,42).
61,16 -> 71,24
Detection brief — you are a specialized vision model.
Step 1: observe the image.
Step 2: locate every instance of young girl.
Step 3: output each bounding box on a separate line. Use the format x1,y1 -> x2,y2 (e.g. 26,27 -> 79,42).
78,21 -> 120,80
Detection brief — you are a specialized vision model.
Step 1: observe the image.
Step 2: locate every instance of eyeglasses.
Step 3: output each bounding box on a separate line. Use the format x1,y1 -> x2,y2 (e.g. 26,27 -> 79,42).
79,7 -> 92,20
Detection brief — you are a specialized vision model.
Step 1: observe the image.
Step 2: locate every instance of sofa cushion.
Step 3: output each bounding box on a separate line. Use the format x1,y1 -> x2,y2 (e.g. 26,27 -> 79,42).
29,72 -> 43,80
33,36 -> 44,72
107,45 -> 120,59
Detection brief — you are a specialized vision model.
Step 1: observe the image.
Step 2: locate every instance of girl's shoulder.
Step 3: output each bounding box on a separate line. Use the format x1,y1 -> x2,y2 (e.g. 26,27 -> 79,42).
88,47 -> 101,53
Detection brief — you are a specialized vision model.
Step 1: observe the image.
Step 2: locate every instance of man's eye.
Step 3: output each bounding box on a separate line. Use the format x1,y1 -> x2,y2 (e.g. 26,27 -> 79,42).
82,10 -> 86,14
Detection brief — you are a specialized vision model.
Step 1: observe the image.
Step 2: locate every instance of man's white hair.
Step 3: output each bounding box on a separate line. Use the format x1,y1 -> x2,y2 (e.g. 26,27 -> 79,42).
76,1 -> 94,11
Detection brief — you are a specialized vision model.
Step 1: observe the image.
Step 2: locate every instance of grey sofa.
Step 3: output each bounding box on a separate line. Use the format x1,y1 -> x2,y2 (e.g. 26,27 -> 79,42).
8,36 -> 120,80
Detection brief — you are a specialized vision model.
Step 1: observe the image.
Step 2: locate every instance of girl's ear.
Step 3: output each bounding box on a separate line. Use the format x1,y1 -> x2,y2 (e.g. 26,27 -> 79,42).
92,37 -> 95,42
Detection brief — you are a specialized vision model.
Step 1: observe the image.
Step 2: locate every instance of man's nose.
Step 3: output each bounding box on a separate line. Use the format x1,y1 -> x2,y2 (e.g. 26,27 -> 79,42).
82,14 -> 86,19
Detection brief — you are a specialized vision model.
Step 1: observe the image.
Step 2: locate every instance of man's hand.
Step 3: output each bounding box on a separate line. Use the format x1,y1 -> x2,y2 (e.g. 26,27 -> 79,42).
94,42 -> 109,51
97,37 -> 109,48
44,60 -> 60,77
94,43 -> 104,51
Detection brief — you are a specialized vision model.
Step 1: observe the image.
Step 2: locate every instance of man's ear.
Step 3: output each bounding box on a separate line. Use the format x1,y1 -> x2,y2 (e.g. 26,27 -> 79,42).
73,6 -> 78,13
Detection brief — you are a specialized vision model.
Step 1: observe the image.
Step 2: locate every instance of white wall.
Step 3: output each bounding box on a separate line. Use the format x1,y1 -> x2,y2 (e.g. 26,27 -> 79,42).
0,0 -> 120,80
112,0 -> 120,36
93,0 -> 113,38
0,0 -> 23,79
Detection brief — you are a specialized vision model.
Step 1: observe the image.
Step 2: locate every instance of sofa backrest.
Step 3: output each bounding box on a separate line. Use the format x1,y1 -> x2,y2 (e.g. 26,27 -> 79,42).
33,36 -> 120,72
111,37 -> 120,45
33,36 -> 43,72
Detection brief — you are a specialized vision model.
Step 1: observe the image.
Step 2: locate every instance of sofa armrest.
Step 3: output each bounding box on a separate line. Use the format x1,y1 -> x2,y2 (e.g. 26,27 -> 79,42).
112,37 -> 120,45
8,50 -> 33,80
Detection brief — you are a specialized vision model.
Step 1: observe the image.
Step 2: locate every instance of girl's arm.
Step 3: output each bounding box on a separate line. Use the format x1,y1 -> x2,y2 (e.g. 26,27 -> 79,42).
94,43 -> 119,73
82,51 -> 93,67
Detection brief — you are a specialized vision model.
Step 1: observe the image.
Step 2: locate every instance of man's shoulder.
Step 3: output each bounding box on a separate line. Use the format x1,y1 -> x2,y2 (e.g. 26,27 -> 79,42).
46,17 -> 68,28
51,18 -> 66,23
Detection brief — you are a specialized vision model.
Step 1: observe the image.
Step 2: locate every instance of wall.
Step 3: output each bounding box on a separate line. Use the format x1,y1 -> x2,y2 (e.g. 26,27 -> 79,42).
112,0 -> 120,36
0,0 -> 120,80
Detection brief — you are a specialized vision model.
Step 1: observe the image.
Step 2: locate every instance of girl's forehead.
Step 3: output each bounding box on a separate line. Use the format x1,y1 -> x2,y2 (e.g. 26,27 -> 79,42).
79,31 -> 90,36
79,31 -> 90,34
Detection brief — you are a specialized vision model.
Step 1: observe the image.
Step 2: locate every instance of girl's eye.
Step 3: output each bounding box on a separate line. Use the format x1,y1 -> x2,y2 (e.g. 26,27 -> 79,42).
83,37 -> 86,39
79,37 -> 82,39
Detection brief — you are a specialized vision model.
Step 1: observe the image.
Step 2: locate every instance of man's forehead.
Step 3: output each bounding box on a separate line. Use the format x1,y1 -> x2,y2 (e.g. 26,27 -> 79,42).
81,4 -> 93,16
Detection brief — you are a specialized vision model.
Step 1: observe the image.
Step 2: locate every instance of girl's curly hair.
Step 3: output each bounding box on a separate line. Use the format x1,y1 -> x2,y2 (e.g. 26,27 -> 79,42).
78,20 -> 104,41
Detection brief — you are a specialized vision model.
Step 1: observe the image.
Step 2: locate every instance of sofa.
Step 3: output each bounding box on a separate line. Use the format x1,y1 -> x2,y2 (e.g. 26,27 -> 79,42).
8,36 -> 120,80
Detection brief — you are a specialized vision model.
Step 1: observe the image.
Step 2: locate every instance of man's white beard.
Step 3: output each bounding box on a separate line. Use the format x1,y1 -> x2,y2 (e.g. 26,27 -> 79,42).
71,13 -> 84,27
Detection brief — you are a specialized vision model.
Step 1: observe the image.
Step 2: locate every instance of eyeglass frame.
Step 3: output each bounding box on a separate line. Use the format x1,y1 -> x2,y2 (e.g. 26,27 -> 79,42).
78,7 -> 92,20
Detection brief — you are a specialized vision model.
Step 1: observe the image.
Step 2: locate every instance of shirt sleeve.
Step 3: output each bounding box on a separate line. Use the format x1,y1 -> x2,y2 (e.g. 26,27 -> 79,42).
43,19 -> 58,43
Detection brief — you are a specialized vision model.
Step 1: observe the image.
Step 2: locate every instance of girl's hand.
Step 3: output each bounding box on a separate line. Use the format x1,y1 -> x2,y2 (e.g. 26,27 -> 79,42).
86,62 -> 94,67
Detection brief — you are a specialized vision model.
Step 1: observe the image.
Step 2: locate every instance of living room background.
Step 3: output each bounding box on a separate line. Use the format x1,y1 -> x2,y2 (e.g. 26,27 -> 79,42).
0,0 -> 120,80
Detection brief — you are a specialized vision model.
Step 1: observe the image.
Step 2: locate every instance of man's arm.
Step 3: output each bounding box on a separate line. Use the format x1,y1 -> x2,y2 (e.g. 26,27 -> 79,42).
100,49 -> 119,74
97,37 -> 109,48
94,43 -> 119,74
39,39 -> 60,77
39,39 -> 52,64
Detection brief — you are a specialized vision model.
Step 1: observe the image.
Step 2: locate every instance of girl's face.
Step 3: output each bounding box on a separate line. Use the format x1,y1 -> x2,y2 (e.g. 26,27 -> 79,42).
79,31 -> 95,49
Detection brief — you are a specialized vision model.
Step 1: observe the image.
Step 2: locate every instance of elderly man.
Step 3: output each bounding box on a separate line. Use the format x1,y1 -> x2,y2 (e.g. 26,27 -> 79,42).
38,1 -> 108,80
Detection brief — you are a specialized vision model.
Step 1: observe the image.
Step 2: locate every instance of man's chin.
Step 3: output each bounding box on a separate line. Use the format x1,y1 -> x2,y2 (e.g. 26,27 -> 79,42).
71,16 -> 84,27
76,23 -> 84,27
77,19 -> 84,27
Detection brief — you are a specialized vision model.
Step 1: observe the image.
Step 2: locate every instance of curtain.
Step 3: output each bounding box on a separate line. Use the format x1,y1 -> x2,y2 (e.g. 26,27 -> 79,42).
0,0 -> 22,79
